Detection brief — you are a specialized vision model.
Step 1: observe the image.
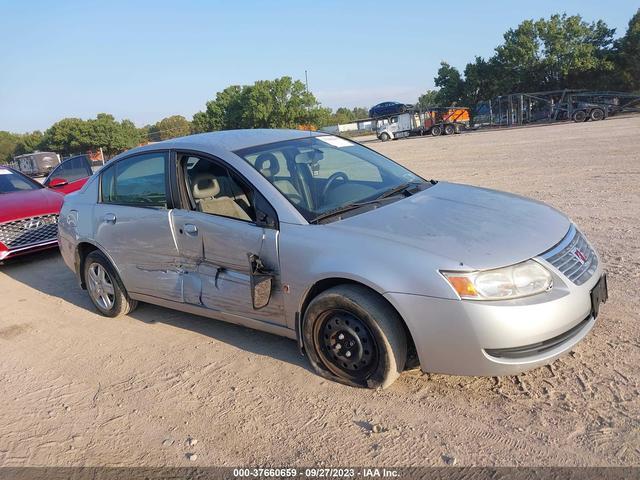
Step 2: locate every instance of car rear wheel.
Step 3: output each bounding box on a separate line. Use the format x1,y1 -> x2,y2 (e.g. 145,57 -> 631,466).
590,108 -> 605,121
84,250 -> 138,317
431,125 -> 442,136
302,285 -> 407,389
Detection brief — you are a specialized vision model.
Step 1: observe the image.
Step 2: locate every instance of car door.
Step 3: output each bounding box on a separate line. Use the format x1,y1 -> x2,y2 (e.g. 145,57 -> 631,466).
93,151 -> 183,301
170,153 -> 285,325
45,155 -> 93,194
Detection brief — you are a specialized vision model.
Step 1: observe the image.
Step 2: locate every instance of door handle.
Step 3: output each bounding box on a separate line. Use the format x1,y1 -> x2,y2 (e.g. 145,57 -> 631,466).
183,224 -> 198,236
103,213 -> 116,224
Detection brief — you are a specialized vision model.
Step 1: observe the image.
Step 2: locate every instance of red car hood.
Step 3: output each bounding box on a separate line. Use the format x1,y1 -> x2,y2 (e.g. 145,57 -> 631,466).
0,188 -> 64,223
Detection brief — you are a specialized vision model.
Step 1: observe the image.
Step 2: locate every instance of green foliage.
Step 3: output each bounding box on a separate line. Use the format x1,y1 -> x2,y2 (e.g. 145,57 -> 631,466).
616,9 -> 640,90
0,131 -> 20,164
192,77 -> 327,131
418,12 -> 637,108
434,62 -> 465,105
41,115 -> 140,156
417,89 -> 442,109
148,115 -> 191,141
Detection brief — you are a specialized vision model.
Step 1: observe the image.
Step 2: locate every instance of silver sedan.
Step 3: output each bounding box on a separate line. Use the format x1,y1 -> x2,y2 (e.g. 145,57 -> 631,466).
58,129 -> 608,388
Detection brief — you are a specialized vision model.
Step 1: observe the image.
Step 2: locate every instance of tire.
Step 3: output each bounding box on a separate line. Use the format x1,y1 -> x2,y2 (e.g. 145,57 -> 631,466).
430,125 -> 442,136
443,124 -> 455,135
302,285 -> 407,389
590,108 -> 605,121
379,132 -> 390,142
84,250 -> 138,317
572,110 -> 587,122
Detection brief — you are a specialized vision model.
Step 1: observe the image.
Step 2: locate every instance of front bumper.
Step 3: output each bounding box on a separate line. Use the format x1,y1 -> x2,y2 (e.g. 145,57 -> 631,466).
385,261 -> 604,376
0,239 -> 58,262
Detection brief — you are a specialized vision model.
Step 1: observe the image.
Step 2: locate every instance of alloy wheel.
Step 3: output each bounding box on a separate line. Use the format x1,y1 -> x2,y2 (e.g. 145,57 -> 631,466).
87,262 -> 115,311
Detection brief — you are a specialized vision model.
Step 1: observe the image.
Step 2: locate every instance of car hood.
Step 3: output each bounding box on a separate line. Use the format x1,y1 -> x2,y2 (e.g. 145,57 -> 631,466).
329,182 -> 570,270
0,188 -> 63,223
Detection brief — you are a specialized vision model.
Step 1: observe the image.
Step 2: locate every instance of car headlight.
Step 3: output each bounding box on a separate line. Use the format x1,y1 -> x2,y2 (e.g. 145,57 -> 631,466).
442,260 -> 553,300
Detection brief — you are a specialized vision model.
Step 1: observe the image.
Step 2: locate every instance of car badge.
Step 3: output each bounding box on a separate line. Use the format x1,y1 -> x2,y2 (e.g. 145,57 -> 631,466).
572,247 -> 587,264
23,219 -> 42,230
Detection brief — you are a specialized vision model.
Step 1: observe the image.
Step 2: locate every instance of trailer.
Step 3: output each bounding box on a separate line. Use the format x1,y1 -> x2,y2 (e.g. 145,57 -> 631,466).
474,90 -> 640,127
376,107 -> 470,141
10,152 -> 61,177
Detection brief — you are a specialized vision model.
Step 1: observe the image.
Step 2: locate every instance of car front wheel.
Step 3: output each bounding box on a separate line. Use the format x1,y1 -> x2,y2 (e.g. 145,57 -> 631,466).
302,285 -> 407,389
84,250 -> 138,317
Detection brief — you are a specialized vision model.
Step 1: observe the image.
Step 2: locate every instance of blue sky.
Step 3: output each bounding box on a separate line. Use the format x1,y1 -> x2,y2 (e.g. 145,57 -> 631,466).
0,0 -> 637,132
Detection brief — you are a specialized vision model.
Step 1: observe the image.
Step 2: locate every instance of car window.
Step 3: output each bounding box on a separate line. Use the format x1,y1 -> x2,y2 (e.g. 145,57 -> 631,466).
49,156 -> 91,184
183,156 -> 256,222
312,147 -> 382,182
101,152 -> 167,207
236,136 -> 423,221
0,168 -> 42,193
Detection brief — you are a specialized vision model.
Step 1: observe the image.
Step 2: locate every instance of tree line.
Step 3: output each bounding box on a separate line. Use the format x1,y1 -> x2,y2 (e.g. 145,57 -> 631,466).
1,10 -> 638,164
418,10 -> 640,108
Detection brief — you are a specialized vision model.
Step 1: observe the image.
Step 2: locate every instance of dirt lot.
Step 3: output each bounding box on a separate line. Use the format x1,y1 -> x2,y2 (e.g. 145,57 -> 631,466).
1,116 -> 638,467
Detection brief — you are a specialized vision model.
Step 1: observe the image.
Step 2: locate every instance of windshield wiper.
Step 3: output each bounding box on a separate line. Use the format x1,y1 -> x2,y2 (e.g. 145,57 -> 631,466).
310,200 -> 381,224
376,181 -> 423,200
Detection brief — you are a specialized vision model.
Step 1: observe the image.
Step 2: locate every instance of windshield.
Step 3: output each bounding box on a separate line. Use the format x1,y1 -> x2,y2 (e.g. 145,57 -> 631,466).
0,168 -> 43,193
235,135 -> 425,222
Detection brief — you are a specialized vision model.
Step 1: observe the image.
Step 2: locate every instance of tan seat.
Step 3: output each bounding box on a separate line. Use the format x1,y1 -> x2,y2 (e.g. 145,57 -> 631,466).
255,153 -> 303,204
192,174 -> 251,221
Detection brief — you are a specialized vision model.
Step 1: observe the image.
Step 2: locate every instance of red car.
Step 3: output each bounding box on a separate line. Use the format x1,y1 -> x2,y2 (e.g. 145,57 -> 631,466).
0,158 -> 92,261
43,154 -> 94,195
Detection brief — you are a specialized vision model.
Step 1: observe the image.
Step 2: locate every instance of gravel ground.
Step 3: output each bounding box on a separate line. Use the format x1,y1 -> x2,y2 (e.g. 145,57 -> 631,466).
0,116 -> 638,467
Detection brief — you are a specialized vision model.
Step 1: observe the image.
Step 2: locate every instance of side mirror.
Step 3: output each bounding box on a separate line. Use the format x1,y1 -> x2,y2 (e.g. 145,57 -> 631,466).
248,254 -> 273,310
50,178 -> 68,188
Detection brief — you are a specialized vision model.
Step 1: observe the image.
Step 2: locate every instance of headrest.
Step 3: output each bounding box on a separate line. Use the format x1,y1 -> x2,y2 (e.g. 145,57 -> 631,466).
192,174 -> 220,199
255,153 -> 280,178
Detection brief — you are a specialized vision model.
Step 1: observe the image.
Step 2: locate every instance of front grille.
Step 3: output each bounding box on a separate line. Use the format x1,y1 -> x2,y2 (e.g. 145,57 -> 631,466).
485,315 -> 592,359
0,214 -> 59,250
541,225 -> 597,285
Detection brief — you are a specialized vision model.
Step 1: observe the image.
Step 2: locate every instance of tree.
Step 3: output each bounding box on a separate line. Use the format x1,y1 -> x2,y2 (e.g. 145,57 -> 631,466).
434,62 -> 465,105
150,115 -> 191,141
42,118 -> 91,155
0,131 -> 20,164
13,131 -> 45,156
417,89 -> 441,109
192,77 -> 325,131
616,8 -> 640,90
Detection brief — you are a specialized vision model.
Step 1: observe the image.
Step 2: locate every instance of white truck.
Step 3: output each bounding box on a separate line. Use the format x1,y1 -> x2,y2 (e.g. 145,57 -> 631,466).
376,108 -> 470,141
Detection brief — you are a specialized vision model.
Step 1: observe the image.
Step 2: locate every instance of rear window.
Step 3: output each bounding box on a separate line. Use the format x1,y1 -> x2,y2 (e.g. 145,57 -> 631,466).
101,153 -> 167,207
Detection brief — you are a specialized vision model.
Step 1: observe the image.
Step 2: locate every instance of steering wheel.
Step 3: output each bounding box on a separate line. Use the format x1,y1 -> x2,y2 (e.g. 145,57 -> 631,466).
322,172 -> 349,200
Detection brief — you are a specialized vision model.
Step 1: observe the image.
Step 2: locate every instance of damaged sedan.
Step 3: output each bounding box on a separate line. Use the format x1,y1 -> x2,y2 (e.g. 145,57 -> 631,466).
58,129 -> 607,388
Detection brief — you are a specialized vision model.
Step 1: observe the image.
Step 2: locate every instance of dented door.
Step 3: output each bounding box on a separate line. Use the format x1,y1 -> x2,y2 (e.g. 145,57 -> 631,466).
93,204 -> 183,301
170,209 -> 285,325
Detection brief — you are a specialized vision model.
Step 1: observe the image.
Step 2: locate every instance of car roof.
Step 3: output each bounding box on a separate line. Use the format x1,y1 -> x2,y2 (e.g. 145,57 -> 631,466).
119,129 -> 325,159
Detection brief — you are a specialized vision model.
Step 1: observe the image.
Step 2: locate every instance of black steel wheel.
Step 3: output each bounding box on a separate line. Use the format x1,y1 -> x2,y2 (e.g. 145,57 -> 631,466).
302,285 -> 407,389
431,125 -> 442,136
443,124 -> 455,135
314,309 -> 379,382
572,110 -> 587,122
379,132 -> 391,142
590,108 -> 605,121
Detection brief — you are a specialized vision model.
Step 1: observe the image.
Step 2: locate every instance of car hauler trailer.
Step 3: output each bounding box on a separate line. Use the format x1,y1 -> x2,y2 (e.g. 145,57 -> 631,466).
10,152 -> 61,177
376,107 -> 470,141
